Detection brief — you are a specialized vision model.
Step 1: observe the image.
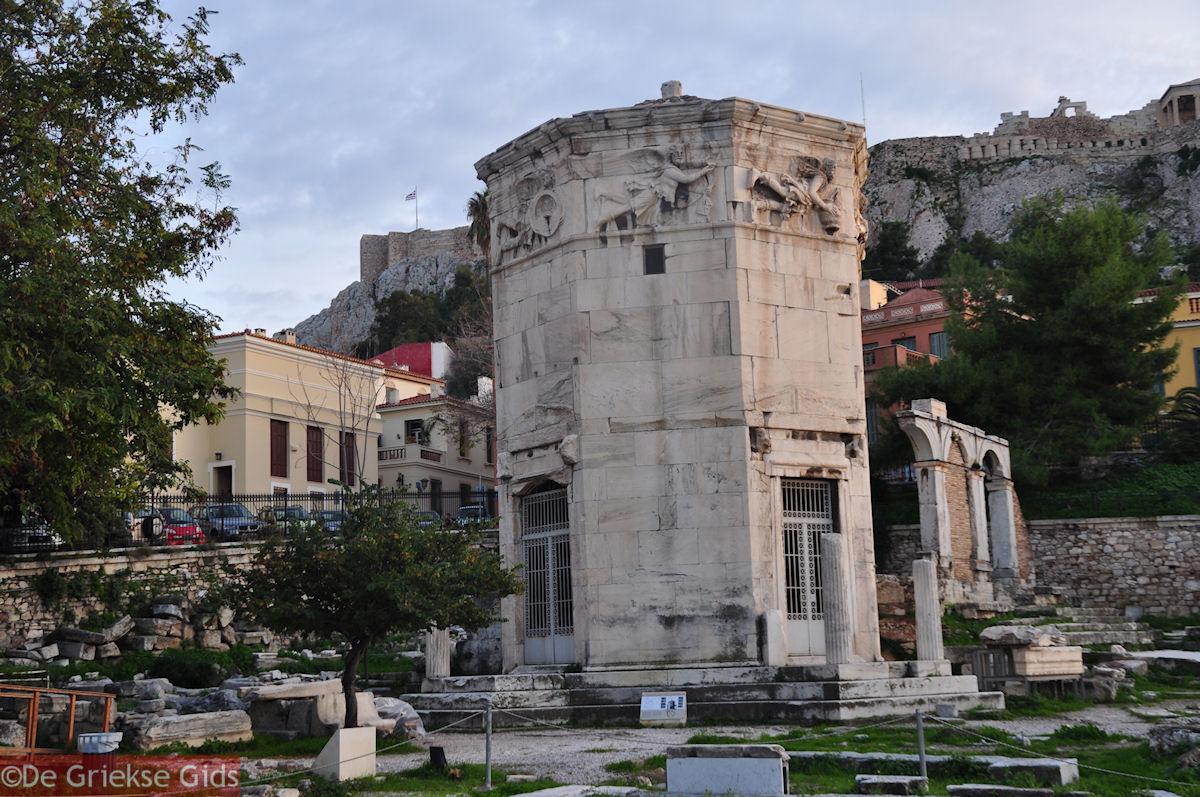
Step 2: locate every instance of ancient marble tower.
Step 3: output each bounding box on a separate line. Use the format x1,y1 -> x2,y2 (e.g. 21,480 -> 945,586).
476,83 -> 880,671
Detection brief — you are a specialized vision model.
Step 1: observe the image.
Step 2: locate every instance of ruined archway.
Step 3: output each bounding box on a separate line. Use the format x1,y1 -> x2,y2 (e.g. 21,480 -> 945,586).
895,399 -> 1026,603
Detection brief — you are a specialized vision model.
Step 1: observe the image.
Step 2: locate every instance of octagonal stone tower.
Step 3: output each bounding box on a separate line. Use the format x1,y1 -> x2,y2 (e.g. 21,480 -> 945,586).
476,85 -> 880,672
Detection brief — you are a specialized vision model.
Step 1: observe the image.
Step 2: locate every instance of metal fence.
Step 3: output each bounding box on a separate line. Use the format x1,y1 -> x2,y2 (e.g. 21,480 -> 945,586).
2,488 -> 500,556
139,488 -> 498,527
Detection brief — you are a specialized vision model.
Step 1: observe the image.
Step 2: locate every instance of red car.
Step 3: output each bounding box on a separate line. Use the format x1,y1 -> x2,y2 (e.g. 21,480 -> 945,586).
134,507 -> 206,545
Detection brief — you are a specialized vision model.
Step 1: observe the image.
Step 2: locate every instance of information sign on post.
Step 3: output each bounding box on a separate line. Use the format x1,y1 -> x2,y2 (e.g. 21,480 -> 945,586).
639,691 -> 686,727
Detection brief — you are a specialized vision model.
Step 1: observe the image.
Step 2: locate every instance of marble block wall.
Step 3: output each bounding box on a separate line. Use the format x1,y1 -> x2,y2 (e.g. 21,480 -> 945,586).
477,87 -> 879,670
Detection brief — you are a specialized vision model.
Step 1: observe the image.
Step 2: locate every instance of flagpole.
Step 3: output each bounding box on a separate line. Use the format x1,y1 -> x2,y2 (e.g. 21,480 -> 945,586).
406,187 -> 419,230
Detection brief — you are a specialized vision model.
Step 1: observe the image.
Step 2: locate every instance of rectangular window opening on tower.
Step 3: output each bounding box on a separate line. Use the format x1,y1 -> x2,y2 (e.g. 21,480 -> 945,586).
643,244 -> 665,275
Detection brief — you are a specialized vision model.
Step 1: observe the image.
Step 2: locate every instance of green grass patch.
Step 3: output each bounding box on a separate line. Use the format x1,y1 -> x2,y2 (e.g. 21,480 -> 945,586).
687,720 -> 1200,796
282,762 -> 561,797
940,610 -> 1017,646
1019,462 -> 1200,520
999,692 -> 1091,716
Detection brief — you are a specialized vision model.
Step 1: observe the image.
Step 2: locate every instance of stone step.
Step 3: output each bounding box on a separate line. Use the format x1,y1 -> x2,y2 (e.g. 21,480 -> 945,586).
855,773 -> 927,794
1058,629 -> 1158,645
418,674 -> 986,706
1052,621 -> 1150,632
946,787 -> 1083,796
1052,606 -> 1124,617
404,686 -> 1005,728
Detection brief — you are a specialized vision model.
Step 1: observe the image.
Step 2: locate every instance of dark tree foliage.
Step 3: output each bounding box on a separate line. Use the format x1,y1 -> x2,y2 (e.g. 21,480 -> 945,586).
1161,387 -> 1200,463
361,289 -> 442,357
222,489 -> 521,728
924,231 -> 1003,279
871,198 -> 1181,483
0,1 -> 241,533
862,221 -> 922,282
363,264 -> 490,360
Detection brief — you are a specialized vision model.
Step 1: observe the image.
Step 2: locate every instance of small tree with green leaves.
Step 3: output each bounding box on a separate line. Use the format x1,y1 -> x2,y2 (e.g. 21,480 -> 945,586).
222,487 -> 521,728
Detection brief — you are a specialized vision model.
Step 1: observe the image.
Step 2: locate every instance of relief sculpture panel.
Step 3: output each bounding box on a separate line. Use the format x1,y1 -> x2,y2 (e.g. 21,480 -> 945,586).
578,146 -> 716,239
749,155 -> 842,234
495,169 -> 560,263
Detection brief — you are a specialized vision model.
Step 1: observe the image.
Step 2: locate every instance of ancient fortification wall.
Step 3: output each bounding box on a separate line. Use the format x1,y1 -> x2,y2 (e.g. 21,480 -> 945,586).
359,226 -> 478,284
925,85 -> 1199,166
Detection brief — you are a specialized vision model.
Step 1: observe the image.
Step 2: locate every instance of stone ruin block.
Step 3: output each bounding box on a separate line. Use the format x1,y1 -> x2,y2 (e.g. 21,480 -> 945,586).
119,709 -> 252,751
118,635 -> 156,652
1011,646 -> 1084,678
133,617 -> 181,637
57,641 -> 95,661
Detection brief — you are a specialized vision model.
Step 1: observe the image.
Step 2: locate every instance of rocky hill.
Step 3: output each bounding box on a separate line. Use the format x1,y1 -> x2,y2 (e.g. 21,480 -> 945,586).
864,87 -> 1200,258
294,226 -> 483,354
296,84 -> 1200,347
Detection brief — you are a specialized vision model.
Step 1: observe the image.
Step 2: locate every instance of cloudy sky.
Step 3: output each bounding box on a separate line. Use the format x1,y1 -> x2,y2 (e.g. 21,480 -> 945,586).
155,0 -> 1200,336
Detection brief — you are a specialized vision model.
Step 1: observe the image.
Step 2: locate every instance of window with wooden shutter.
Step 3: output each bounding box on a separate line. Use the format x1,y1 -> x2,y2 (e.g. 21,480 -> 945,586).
339,431 -> 357,487
306,426 -> 323,482
270,420 -> 288,478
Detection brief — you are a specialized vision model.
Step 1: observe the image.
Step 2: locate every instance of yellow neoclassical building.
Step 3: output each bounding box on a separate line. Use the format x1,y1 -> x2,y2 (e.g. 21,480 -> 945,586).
1156,283 -> 1200,399
173,330 -> 438,497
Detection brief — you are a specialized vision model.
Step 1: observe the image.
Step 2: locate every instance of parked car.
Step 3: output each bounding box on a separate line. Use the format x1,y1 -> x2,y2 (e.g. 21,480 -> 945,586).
0,521 -> 65,554
258,505 -> 319,533
415,509 -> 441,527
454,505 -> 492,527
188,503 -> 264,541
313,509 -> 349,533
134,507 -> 205,545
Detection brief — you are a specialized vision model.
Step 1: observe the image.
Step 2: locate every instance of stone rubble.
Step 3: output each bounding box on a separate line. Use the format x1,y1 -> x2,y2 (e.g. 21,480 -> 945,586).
1,595 -> 280,667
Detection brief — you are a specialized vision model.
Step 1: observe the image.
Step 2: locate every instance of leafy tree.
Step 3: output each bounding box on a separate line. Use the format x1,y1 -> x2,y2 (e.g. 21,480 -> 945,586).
871,197 -> 1181,482
0,1 -> 241,533
361,265 -> 490,359
222,488 -> 522,728
362,289 -> 442,357
466,189 -> 489,259
862,221 -> 921,282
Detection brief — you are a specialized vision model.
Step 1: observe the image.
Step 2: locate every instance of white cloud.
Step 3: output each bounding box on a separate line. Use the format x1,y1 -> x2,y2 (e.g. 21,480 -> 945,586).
153,0 -> 1200,334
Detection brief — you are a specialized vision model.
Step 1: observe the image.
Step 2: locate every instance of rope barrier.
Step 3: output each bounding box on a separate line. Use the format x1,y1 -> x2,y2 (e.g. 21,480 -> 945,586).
927,713 -> 1200,791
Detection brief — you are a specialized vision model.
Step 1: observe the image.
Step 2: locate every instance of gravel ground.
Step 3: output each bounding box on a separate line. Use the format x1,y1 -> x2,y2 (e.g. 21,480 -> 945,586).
375,724 -> 789,785
267,699 -> 1200,787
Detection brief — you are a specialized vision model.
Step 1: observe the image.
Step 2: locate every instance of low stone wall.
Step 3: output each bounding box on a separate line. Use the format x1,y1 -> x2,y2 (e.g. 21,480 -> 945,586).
1027,515 -> 1200,617
0,545 -> 256,650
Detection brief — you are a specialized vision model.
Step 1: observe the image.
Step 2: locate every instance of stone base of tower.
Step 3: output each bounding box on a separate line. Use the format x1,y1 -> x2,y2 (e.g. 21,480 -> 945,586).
400,662 -> 1003,729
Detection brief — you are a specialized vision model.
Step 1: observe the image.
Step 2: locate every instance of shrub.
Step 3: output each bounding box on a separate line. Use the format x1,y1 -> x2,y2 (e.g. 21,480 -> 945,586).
146,645 -> 254,688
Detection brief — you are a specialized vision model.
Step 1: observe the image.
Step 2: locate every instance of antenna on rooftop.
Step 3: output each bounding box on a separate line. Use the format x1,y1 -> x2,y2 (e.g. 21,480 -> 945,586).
860,72 -> 867,129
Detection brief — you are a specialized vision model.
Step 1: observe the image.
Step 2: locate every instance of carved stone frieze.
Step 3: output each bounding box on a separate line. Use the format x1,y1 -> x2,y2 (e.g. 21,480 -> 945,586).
582,146 -> 716,237
495,170 -> 559,261
749,155 -> 842,234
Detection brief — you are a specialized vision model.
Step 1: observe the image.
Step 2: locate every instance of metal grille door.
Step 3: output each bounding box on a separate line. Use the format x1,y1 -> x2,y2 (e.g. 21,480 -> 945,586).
521,488 -> 574,664
782,479 -> 832,656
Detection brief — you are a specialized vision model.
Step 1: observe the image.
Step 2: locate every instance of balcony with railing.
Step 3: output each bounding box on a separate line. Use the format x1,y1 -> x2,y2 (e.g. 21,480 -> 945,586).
863,344 -> 940,375
378,442 -> 443,463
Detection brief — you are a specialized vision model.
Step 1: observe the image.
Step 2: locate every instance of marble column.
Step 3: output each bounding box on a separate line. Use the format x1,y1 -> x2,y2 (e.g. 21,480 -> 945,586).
425,626 -> 451,679
913,557 -> 944,662
914,461 -> 952,562
986,478 -> 1018,579
820,533 -> 853,665
966,469 -> 990,569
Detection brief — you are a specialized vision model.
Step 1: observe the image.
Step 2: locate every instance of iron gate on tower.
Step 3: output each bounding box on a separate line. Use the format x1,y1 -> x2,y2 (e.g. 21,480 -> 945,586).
520,487 -> 574,664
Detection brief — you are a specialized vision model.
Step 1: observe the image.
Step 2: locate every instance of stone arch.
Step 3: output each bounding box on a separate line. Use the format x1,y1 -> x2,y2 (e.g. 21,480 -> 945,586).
895,399 -> 1025,595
